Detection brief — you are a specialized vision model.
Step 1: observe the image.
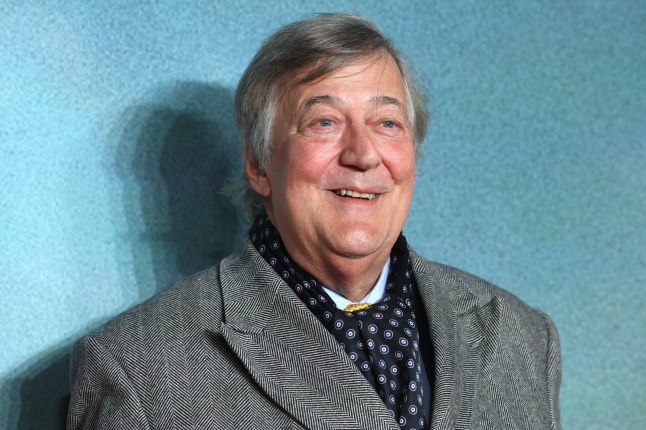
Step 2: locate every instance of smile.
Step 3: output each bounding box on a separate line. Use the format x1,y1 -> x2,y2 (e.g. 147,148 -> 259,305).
333,189 -> 377,200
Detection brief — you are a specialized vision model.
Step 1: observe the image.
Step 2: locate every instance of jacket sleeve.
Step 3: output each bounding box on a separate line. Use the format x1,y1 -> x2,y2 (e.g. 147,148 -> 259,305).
541,313 -> 562,430
67,335 -> 150,430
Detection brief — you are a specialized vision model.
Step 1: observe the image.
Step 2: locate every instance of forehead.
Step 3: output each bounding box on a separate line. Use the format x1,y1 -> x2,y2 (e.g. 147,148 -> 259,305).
282,53 -> 408,107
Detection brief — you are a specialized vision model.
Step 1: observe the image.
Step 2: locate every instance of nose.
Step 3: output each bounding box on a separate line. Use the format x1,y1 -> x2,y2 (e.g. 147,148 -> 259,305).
339,124 -> 381,170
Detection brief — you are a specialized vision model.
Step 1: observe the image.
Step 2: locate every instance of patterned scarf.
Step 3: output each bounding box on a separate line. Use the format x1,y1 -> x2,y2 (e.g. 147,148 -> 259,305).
250,214 -> 430,429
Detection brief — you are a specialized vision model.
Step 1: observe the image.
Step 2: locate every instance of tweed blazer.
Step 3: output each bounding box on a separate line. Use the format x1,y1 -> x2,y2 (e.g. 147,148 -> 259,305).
68,239 -> 561,430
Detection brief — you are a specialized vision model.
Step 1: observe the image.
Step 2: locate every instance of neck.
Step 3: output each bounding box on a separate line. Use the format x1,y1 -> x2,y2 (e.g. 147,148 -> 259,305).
251,212 -> 395,302
289,247 -> 390,302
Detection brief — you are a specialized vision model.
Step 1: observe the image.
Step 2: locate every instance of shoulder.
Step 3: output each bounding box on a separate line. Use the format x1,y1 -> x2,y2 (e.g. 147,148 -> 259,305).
410,250 -> 562,427
411,250 -> 534,310
70,261 -> 240,409
410,249 -> 555,332
79,239 -> 270,353
68,251 -> 286,428
81,263 -> 225,357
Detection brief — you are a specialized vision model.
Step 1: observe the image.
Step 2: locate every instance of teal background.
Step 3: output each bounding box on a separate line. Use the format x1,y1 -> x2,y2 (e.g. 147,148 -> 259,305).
1,1 -> 644,428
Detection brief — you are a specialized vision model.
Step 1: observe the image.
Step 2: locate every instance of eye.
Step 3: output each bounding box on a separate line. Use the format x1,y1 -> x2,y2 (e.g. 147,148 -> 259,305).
375,117 -> 406,137
319,118 -> 333,127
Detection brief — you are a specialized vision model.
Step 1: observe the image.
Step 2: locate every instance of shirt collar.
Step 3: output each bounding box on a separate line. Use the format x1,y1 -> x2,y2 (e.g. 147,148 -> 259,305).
321,258 -> 391,310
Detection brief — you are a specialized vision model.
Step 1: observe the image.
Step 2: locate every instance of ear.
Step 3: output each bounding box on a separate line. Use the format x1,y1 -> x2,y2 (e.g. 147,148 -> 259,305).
244,157 -> 272,197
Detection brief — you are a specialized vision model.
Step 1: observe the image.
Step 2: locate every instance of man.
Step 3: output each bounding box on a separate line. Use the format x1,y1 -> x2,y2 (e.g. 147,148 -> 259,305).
68,14 -> 561,430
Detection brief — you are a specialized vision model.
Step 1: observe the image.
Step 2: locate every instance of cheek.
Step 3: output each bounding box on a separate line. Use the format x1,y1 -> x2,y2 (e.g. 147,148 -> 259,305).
269,140 -> 318,188
285,144 -> 339,184
384,146 -> 416,182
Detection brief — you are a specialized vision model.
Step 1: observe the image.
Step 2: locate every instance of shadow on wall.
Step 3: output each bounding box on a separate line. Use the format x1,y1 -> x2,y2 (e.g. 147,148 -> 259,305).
0,82 -> 244,430
1,346 -> 71,429
113,81 -> 245,299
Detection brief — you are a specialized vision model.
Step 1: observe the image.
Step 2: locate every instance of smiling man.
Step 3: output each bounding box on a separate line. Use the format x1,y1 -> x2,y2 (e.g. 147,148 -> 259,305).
246,53 -> 415,303
68,14 -> 562,430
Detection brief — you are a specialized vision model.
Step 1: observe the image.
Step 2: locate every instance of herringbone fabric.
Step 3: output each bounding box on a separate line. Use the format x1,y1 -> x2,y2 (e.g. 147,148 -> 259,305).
249,215 -> 431,429
68,238 -> 562,430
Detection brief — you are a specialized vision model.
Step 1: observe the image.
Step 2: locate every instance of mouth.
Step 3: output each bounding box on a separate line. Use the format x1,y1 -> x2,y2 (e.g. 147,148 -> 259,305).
333,189 -> 377,200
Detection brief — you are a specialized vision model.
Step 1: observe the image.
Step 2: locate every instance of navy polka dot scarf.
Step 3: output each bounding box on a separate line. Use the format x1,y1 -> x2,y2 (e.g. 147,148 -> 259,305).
250,214 -> 430,429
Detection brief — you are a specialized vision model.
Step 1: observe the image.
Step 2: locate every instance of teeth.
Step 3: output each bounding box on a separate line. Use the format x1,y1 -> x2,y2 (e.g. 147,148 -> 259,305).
334,189 -> 377,200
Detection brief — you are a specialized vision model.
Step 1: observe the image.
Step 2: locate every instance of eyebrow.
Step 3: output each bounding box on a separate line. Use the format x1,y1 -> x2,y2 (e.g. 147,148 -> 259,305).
297,94 -> 406,119
296,95 -> 340,119
374,95 -> 406,111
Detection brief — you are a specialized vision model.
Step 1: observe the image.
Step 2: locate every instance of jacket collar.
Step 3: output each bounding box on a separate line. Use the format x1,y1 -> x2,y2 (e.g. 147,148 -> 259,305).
220,238 -> 399,430
410,248 -> 499,429
220,239 -> 497,430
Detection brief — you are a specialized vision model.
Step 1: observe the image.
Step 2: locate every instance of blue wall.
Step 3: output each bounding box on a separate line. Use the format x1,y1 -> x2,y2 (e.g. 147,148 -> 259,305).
1,1 -> 644,428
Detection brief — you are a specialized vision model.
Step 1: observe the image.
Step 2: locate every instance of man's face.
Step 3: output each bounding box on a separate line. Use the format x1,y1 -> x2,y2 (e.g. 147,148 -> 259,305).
247,52 -> 415,273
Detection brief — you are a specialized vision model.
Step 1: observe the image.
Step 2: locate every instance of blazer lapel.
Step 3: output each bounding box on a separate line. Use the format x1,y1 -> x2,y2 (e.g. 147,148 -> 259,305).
220,240 -> 399,430
411,252 -> 498,430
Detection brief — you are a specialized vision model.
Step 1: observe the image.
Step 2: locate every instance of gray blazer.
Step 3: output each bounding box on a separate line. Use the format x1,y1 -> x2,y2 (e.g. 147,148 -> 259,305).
68,239 -> 561,429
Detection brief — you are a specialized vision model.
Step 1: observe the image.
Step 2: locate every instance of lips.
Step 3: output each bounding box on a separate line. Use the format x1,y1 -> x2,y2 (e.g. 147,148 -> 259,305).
333,189 -> 377,200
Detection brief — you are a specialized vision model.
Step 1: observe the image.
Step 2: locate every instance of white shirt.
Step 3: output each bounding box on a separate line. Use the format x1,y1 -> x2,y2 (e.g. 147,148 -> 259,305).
321,259 -> 390,310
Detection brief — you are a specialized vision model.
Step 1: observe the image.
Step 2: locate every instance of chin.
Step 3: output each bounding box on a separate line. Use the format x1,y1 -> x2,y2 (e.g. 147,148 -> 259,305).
328,228 -> 390,260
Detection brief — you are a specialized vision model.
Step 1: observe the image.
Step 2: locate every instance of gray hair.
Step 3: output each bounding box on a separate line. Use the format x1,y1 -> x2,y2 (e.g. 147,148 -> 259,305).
232,13 -> 429,222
